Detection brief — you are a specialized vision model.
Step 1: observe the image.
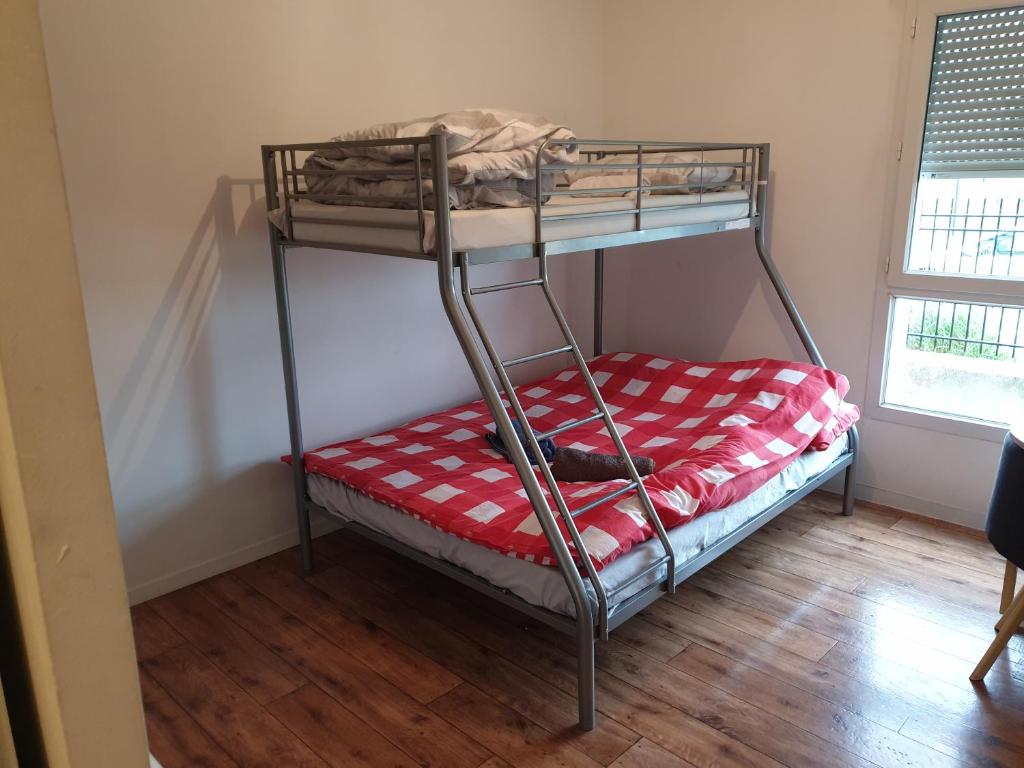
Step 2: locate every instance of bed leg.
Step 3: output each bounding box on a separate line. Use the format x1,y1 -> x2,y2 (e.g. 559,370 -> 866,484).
270,237 -> 314,574
577,616 -> 596,731
841,425 -> 860,517
594,248 -> 604,358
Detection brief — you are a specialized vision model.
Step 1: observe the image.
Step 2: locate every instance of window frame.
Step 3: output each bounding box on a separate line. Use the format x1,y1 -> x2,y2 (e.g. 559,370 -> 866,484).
866,0 -> 1024,442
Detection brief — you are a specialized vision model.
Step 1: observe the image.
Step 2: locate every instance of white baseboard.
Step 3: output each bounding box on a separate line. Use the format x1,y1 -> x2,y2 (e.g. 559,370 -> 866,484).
127,517 -> 343,605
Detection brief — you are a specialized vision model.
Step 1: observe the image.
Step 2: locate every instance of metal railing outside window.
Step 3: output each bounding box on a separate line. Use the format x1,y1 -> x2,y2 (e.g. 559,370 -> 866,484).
904,298 -> 1024,361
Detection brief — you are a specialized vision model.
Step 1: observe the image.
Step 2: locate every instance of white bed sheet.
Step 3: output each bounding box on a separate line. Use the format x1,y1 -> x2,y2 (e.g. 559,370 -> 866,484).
282,190 -> 753,253
308,433 -> 848,620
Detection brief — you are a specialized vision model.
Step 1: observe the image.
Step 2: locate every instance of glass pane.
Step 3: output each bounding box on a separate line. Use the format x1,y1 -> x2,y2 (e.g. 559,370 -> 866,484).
907,176 -> 1024,278
883,297 -> 1024,425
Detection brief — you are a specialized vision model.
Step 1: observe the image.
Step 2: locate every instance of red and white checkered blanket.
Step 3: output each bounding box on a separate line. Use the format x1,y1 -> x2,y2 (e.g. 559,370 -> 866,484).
292,353 -> 858,569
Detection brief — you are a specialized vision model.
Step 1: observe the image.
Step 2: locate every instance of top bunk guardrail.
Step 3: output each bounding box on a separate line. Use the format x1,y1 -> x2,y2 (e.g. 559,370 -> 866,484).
262,134 -> 767,260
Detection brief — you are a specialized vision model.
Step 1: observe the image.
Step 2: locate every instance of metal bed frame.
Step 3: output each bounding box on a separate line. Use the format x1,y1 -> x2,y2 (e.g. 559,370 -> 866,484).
261,131 -> 861,731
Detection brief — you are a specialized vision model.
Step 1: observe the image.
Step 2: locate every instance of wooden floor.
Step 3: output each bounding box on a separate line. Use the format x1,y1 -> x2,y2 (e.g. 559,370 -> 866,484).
133,492 -> 1024,768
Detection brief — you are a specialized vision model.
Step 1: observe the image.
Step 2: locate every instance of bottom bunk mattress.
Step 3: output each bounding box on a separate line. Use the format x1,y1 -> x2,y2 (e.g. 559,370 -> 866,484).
308,432 -> 849,620
291,352 -> 859,616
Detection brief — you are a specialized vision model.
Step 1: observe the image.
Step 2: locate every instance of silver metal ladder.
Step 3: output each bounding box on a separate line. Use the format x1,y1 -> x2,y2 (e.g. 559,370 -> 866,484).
458,247 -> 677,640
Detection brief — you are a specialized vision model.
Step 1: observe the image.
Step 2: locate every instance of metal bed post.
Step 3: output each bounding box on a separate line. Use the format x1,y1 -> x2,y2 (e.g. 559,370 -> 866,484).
264,148 -> 315,572
752,143 -> 860,516
594,248 -> 604,357
428,131 -> 598,731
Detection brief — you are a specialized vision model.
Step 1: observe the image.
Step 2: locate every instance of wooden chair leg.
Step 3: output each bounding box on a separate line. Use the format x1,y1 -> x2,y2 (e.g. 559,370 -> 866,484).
973,588 -> 1024,682
996,588 -> 1024,632
1000,561 -> 1017,613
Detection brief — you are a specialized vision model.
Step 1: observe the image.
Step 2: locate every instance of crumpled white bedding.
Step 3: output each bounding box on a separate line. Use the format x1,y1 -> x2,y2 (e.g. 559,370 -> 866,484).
303,108 -> 577,209
565,151 -> 737,197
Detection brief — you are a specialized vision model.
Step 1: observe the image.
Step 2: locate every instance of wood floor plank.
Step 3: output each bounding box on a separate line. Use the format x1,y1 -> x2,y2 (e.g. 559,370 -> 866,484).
602,578 -> 1023,764
600,614 -> 691,663
149,586 -> 307,705
132,603 -> 187,661
788,506 -> 1003,577
741,518 -> 1011,643
670,644 -> 956,768
899,710 -> 1024,768
384,579 -> 768,768
200,573 -> 490,768
661,580 -> 837,662
796,494 -> 899,526
889,515 -> 989,549
307,562 -> 640,766
687,569 -> 879,646
731,538 -> 867,592
803,524 -> 1003,589
403,581 -> 843,768
237,558 -> 461,704
142,645 -> 325,767
138,668 -> 237,768
640,596 -> 817,669
851,575 -> 1024,656
429,683 -> 602,768
594,672 -> 785,768
752,523 -> 997,614
267,684 -> 422,768
761,512 -> 818,536
711,545 -> 1011,651
822,628 -> 1024,709
820,640 -> 1024,739
590,637 -> 876,767
631,605 -> 913,732
134,493 -> 1024,768
691,565 -> 1024,671
478,758 -> 515,768
609,738 -> 698,768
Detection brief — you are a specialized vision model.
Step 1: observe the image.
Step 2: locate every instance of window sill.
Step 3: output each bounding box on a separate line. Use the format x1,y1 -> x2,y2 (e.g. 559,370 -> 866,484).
864,399 -> 1009,444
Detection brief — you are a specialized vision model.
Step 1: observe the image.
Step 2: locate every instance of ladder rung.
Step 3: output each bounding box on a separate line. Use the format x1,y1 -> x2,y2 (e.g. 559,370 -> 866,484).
571,481 -> 639,518
471,278 -> 544,295
537,412 -> 604,441
502,345 -> 572,368
606,555 -> 672,598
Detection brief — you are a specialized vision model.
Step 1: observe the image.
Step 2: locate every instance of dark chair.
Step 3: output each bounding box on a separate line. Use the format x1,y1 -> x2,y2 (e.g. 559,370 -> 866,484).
972,426 -> 1024,682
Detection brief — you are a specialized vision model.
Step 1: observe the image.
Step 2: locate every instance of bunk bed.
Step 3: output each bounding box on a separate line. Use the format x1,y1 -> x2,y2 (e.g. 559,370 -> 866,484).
261,130 -> 861,732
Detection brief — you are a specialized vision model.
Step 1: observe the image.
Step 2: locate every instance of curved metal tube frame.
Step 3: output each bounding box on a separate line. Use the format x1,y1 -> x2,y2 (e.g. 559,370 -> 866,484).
263,134 -> 860,735
751,145 -> 860,516
428,133 -> 598,730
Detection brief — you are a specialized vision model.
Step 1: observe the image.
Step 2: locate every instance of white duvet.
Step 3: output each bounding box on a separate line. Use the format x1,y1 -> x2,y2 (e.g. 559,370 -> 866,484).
565,151 -> 737,197
303,109 -> 577,209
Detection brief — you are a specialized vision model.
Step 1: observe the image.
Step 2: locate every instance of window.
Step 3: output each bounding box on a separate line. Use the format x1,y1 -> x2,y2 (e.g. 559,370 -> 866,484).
877,3 -> 1024,432
885,296 -> 1024,423
907,177 -> 1024,277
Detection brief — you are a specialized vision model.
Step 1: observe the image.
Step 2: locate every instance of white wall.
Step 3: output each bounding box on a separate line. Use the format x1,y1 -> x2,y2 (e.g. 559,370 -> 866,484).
602,0 -> 1002,527
39,0 -> 606,602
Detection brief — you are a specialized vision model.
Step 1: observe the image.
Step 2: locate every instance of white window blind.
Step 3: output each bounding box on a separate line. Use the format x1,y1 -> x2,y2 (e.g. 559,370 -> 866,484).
921,5 -> 1024,175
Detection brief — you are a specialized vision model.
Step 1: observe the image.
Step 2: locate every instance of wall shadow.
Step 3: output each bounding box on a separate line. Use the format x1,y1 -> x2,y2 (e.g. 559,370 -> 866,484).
102,176 -> 296,591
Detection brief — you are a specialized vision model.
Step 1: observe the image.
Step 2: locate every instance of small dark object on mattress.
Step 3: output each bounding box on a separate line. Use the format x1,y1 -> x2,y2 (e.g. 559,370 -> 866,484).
551,446 -> 655,483
485,419 -> 556,465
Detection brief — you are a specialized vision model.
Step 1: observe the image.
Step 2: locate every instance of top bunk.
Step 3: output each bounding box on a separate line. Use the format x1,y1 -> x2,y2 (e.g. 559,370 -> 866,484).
263,128 -> 767,265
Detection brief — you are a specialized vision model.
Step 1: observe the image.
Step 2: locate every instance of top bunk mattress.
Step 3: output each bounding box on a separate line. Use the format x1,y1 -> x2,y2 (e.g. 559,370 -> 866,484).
279,190 -> 753,254
290,353 -> 859,572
